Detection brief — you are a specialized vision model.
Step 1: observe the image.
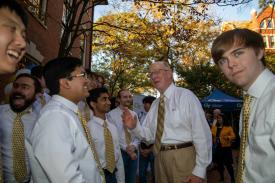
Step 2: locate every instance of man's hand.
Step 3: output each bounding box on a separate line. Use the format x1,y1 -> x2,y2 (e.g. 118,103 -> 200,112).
126,145 -> 137,160
183,174 -> 204,183
140,148 -> 150,158
122,107 -> 137,129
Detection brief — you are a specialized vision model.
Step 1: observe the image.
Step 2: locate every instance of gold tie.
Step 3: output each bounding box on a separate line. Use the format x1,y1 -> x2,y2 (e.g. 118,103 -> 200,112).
84,102 -> 91,121
39,94 -> 46,107
76,111 -> 105,183
124,125 -> 131,145
103,120 -> 116,173
236,95 -> 252,183
12,112 -> 28,182
153,95 -> 165,154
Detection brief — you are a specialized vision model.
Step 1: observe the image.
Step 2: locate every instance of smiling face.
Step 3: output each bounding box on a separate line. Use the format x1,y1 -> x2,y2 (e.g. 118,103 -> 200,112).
0,8 -> 26,74
149,62 -> 173,94
66,66 -> 89,103
217,45 -> 264,90
9,76 -> 36,113
90,92 -> 111,116
118,90 -> 133,108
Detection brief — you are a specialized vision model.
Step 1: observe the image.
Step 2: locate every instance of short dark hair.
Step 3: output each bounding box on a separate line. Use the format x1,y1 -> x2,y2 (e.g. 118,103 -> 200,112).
142,96 -> 156,104
43,57 -> 82,95
0,0 -> 28,27
31,65 -> 44,79
211,28 -> 265,65
86,87 -> 109,109
15,73 -> 42,94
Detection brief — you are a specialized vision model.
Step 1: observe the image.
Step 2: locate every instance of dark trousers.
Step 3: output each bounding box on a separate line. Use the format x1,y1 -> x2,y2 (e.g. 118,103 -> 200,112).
104,169 -> 117,183
215,147 -> 235,182
139,152 -> 155,183
121,150 -> 138,183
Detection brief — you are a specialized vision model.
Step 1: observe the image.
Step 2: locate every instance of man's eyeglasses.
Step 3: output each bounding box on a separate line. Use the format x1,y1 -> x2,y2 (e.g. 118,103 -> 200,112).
67,72 -> 88,80
148,69 -> 169,78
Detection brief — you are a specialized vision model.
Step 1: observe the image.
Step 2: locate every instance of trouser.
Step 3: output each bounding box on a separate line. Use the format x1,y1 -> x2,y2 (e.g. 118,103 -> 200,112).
139,152 -> 155,183
154,146 -> 196,183
121,150 -> 138,183
104,169 -> 117,183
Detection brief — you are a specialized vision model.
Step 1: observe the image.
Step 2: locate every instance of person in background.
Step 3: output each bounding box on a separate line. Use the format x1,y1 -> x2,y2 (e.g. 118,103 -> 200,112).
122,61 -> 212,183
138,96 -> 156,183
211,112 -> 235,183
87,87 -> 125,183
211,28 -> 275,182
0,73 -> 41,182
31,65 -> 51,112
108,89 -> 139,183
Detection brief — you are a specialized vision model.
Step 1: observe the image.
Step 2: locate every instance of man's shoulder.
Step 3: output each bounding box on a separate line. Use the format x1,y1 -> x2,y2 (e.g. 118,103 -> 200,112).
0,104 -> 9,112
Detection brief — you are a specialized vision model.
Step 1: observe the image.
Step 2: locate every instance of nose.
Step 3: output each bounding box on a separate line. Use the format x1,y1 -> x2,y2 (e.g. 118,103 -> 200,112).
227,56 -> 238,68
14,32 -> 27,50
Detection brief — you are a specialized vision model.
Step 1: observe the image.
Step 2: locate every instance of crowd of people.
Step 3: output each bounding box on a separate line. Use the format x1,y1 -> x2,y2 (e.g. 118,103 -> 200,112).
0,0 -> 275,183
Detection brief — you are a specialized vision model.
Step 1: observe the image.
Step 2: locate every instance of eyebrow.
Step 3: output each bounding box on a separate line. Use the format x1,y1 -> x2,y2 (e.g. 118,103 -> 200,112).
229,47 -> 246,55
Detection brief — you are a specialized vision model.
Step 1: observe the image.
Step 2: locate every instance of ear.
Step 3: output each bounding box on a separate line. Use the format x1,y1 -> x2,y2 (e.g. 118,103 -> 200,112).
256,48 -> 264,61
59,78 -> 71,90
90,101 -> 96,110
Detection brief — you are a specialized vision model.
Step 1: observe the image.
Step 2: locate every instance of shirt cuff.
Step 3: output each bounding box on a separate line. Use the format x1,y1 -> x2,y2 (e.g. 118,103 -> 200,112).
192,165 -> 206,179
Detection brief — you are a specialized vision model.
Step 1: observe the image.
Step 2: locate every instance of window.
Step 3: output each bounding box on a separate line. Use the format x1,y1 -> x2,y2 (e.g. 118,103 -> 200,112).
270,36 -> 275,48
23,0 -> 47,23
260,20 -> 265,29
266,18 -> 273,29
263,36 -> 268,48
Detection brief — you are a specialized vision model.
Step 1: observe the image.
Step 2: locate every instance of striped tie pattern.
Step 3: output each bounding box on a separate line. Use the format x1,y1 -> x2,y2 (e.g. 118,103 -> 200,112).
103,120 -> 116,173
77,111 -> 106,183
124,126 -> 131,145
153,95 -> 165,154
236,95 -> 252,183
12,112 -> 28,182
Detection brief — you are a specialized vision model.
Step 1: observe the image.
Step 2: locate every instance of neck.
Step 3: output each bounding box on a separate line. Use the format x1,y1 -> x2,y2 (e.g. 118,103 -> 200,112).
94,112 -> 106,120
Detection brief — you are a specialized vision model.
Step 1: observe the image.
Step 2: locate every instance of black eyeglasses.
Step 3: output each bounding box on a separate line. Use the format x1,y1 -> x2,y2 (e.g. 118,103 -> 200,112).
67,72 -> 88,80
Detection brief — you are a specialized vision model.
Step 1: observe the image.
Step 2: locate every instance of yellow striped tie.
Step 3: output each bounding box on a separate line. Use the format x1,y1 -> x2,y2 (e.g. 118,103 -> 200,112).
153,95 -> 165,154
103,120 -> 116,173
77,111 -> 106,183
124,125 -> 131,145
12,112 -> 28,182
236,95 -> 252,183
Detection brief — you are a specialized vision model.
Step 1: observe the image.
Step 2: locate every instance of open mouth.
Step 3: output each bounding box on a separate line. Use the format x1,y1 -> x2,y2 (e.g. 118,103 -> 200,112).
7,50 -> 20,62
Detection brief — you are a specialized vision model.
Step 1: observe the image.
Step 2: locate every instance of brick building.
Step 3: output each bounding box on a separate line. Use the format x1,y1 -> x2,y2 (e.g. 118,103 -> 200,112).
221,4 -> 275,53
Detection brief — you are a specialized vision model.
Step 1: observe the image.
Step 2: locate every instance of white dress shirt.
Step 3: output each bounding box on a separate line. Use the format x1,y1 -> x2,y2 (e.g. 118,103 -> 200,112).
32,92 -> 51,113
107,107 -> 140,151
28,95 -> 103,183
0,104 -> 38,182
88,116 -> 125,183
241,69 -> 275,183
131,83 -> 212,178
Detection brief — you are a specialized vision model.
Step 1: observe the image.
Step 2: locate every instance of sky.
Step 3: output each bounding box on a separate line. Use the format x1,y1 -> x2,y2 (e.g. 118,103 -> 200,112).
94,0 -> 260,22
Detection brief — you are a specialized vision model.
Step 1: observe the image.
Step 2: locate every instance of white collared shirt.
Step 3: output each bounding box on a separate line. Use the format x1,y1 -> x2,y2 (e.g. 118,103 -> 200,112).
107,107 -> 140,151
131,83 -> 212,178
241,69 -> 275,183
88,116 -> 125,183
28,95 -> 103,183
32,92 -> 51,114
0,104 -> 37,182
